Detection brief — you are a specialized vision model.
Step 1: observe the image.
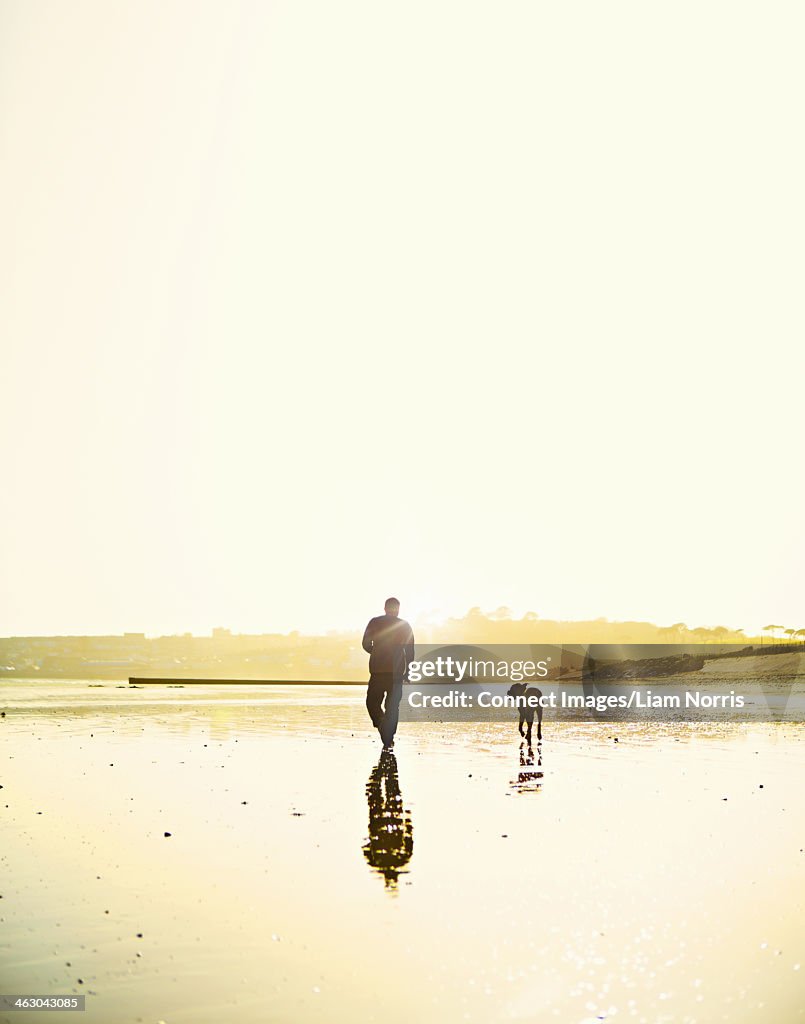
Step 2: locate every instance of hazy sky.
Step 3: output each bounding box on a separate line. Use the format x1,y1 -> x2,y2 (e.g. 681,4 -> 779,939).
2,1 -> 803,637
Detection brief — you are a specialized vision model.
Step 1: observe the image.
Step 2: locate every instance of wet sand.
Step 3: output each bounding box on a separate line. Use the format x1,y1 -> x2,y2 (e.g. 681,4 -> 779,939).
1,681 -> 804,1023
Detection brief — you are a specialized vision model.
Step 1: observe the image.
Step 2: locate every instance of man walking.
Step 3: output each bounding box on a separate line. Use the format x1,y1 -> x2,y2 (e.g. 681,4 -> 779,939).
362,597 -> 415,749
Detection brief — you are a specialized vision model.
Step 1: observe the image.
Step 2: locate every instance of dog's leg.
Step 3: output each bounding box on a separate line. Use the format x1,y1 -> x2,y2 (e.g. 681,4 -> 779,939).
536,705 -> 543,742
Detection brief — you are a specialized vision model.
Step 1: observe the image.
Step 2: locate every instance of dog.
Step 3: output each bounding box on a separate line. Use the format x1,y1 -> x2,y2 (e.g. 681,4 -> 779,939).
506,682 -> 543,744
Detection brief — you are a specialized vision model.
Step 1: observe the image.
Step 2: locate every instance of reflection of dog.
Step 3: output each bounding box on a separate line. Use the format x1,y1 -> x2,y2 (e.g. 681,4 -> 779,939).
513,742 -> 543,792
506,682 -> 543,743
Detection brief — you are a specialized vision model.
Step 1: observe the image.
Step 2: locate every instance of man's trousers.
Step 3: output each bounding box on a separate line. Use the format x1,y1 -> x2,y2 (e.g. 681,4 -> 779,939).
366,672 -> 403,746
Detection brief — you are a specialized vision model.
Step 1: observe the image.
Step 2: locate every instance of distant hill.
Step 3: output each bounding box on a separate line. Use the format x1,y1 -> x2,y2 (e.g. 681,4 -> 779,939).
0,610 -> 793,681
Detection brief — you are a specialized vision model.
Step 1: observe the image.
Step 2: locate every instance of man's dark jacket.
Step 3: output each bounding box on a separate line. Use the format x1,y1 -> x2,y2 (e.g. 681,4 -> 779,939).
362,615 -> 415,678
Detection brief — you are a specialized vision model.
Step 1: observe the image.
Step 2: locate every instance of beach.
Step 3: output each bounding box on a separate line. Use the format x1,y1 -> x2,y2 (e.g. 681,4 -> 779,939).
1,681 -> 803,1023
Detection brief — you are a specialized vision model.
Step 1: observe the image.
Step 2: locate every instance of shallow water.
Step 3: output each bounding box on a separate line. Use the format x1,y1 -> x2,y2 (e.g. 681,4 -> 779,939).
1,681 -> 804,1023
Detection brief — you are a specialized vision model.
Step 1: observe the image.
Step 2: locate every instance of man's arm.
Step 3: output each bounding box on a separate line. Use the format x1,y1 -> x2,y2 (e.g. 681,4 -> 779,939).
362,618 -> 375,655
403,625 -> 415,675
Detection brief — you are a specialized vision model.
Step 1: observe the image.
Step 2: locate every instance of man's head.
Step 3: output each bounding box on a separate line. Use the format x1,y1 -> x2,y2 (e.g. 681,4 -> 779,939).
384,597 -> 400,617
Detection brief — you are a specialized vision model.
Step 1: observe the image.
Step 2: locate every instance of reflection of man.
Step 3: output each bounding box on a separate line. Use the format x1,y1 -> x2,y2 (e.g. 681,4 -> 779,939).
362,750 -> 414,889
362,597 -> 414,750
